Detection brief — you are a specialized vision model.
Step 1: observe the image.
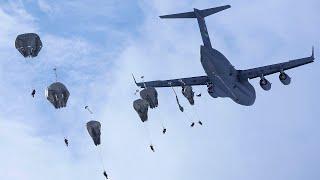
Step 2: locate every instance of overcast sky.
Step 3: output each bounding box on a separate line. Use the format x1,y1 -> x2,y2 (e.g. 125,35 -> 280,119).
0,0 -> 319,180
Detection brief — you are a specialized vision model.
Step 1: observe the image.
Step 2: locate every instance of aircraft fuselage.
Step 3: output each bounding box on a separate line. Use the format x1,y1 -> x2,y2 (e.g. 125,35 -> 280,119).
200,46 -> 256,106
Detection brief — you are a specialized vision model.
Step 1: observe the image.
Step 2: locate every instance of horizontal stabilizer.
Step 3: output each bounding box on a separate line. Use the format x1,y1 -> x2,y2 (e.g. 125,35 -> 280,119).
160,5 -> 231,19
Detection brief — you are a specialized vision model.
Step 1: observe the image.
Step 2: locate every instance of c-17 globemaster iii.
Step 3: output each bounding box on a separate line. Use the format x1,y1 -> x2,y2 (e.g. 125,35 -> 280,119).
134,5 -> 315,106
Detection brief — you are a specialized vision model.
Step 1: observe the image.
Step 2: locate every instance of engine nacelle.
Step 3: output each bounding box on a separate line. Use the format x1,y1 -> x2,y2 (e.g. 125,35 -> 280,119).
260,77 -> 271,91
279,72 -> 291,85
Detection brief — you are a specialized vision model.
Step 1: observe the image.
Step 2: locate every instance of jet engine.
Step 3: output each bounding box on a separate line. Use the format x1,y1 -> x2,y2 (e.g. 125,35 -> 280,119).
279,72 -> 291,85
259,77 -> 271,91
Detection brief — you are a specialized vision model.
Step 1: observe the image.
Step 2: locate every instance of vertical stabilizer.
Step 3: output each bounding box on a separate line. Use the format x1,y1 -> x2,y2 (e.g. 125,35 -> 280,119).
159,5 -> 231,48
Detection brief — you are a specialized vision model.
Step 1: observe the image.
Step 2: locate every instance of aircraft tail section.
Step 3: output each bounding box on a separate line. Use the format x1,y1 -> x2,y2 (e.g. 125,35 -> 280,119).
159,5 -> 231,19
160,5 -> 231,48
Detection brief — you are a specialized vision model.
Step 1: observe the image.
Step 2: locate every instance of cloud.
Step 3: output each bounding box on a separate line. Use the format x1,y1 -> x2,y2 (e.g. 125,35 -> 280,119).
0,2 -> 37,49
37,0 -> 54,15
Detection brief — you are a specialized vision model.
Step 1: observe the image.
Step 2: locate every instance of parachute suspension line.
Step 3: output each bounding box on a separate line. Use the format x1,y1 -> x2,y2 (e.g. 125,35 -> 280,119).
97,145 -> 110,179
169,82 -> 184,111
53,67 -> 58,82
157,106 -> 167,135
85,106 -> 96,122
60,119 -> 68,147
85,106 -> 94,115
143,121 -> 156,152
145,123 -> 156,152
132,74 -> 141,95
191,104 -> 203,126
141,76 -> 147,88
24,58 -> 36,97
143,121 -> 153,145
97,145 -> 106,171
55,110 -> 69,147
183,108 -> 194,123
161,118 -> 166,134
169,82 -> 177,96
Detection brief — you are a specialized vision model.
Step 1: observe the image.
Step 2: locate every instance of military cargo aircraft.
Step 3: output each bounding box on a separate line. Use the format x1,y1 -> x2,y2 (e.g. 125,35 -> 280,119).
134,5 -> 315,106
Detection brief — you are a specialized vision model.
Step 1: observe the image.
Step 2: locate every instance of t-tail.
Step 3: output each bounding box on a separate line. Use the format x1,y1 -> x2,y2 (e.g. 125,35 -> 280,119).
160,5 -> 231,48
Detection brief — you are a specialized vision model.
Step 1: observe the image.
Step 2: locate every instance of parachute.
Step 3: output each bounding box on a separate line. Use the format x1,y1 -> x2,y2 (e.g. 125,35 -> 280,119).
181,86 -> 204,127
182,86 -> 195,105
46,82 -> 70,109
133,99 -> 149,122
84,107 -> 110,178
86,120 -> 101,146
15,33 -> 42,97
15,33 -> 42,58
133,98 -> 157,152
45,68 -> 71,146
175,95 -> 184,112
168,84 -> 196,127
138,85 -> 166,134
140,87 -> 158,109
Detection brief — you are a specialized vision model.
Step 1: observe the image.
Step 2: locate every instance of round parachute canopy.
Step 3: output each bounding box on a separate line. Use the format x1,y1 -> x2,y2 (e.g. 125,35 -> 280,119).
15,33 -> 42,58
182,86 -> 195,105
87,121 -> 101,146
133,99 -> 149,122
45,82 -> 70,109
140,87 -> 158,109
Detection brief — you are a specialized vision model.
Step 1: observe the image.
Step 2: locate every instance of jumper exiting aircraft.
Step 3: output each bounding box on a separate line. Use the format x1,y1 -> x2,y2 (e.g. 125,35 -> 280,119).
134,5 -> 315,106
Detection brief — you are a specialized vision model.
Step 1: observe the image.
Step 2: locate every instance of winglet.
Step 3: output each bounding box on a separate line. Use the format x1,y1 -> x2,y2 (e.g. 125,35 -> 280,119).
132,73 -> 138,85
311,46 -> 314,59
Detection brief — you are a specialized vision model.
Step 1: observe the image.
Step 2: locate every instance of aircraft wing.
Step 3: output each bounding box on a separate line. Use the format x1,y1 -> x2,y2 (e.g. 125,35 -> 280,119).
239,48 -> 315,79
133,75 -> 210,88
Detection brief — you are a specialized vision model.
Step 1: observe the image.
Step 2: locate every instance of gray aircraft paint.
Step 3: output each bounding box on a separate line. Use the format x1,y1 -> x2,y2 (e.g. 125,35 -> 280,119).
135,5 -> 314,106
